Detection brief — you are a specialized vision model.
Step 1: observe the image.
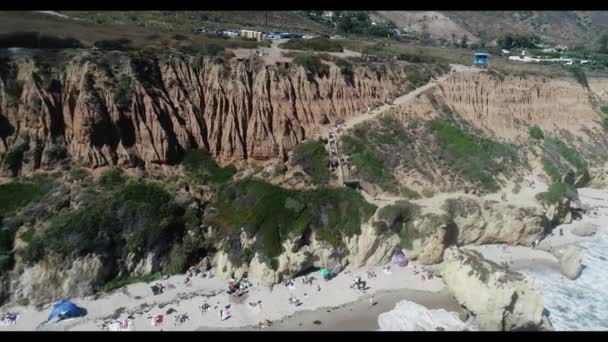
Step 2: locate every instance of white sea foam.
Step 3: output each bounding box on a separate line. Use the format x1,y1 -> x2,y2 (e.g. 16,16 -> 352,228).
524,188 -> 608,331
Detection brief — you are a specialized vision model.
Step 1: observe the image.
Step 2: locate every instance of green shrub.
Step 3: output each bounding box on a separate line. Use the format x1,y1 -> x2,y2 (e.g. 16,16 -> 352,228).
429,119 -> 516,191
280,37 -> 343,52
529,126 -> 544,140
182,149 -> 236,185
601,106 -> 608,116
542,158 -> 562,183
22,179 -> 183,264
291,140 -> 329,185
98,169 -> 127,189
569,66 -> 589,89
2,146 -> 26,176
404,64 -> 434,88
293,54 -> 330,81
373,201 -> 419,236
205,179 -> 376,258
0,182 -> 43,216
334,58 -> 354,85
113,75 -> 133,112
541,182 -> 577,204
183,207 -> 201,227
544,138 -> 587,172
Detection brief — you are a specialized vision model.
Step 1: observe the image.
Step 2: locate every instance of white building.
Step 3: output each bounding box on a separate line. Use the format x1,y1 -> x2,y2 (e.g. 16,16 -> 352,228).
240,30 -> 262,41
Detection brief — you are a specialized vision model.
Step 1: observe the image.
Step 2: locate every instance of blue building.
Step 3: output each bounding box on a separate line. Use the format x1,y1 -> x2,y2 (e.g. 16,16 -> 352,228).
473,52 -> 490,68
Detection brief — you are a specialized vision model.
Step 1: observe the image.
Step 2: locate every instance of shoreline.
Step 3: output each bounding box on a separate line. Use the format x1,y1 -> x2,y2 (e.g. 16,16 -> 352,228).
198,288 -> 463,331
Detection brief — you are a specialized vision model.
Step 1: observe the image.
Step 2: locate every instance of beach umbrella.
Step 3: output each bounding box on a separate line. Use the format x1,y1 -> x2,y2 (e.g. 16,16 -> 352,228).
393,253 -> 408,267
319,268 -> 330,276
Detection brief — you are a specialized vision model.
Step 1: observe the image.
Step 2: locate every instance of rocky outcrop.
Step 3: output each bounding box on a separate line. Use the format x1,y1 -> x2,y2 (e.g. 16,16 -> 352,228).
439,247 -> 552,331
10,254 -> 112,306
407,197 -> 559,265
559,245 -> 583,280
378,300 -> 477,331
571,222 -> 596,237
0,51 -> 421,174
545,198 -> 573,227
211,222 -> 401,286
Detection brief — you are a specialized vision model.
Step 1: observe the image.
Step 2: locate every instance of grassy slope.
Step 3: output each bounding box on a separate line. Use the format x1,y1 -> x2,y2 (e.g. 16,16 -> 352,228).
0,11 -> 263,51
59,11 -> 331,35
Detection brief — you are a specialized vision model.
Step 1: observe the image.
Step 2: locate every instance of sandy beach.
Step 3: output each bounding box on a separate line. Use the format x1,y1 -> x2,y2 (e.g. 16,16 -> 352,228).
0,258 -> 449,331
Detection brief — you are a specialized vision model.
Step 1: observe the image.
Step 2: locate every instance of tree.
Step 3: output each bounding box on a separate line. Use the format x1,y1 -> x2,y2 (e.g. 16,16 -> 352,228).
460,34 -> 469,48
599,33 -> 608,54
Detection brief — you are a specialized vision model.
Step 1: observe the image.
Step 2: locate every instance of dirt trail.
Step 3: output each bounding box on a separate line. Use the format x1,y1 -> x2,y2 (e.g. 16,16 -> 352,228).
232,39 -> 362,66
321,64 -> 478,138
361,174 -> 548,219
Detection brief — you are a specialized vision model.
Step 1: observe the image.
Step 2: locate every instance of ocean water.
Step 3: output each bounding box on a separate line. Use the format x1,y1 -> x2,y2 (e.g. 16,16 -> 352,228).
524,189 -> 608,331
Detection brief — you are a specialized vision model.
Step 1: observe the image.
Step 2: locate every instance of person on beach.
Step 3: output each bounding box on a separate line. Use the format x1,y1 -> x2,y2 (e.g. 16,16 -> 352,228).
317,284 -> 321,292
369,296 -> 374,307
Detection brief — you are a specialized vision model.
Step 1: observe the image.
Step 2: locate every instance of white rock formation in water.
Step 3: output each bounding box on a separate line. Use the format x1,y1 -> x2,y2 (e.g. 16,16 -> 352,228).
377,300 -> 476,331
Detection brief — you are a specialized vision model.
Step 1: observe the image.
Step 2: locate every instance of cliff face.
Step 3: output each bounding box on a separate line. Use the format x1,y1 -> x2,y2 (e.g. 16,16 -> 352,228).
0,51 -> 414,174
399,72 -> 608,146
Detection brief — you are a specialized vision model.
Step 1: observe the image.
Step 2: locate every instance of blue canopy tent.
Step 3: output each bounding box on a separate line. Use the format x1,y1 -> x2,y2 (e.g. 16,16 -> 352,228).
47,300 -> 86,322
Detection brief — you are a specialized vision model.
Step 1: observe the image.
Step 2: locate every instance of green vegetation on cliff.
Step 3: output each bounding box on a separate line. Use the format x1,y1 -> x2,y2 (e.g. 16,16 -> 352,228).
342,115 -> 419,198
205,179 -> 376,258
291,140 -> 329,185
429,119 -> 517,191
541,181 -> 577,204
528,125 -> 544,140
183,149 -> 237,185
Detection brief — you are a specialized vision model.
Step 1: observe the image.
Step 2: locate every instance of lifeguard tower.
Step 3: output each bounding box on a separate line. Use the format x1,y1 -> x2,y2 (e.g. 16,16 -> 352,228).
473,51 -> 489,69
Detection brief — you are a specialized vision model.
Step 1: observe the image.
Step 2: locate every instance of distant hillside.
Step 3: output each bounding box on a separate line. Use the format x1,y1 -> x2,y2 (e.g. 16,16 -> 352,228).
373,11 -> 608,48
58,11 -> 332,35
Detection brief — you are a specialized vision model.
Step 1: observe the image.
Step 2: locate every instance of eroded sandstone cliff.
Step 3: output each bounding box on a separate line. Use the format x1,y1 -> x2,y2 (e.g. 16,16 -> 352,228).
0,50 -> 421,175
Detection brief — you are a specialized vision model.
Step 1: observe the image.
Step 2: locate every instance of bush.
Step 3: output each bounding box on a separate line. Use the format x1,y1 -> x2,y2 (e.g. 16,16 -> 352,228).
334,58 -> 354,85
2,146 -> 26,176
541,182 -> 577,204
22,179 -> 184,264
205,179 -> 376,258
111,74 -> 133,112
544,138 -> 587,172
569,66 -> 589,89
291,141 -> 329,185
429,119 -> 517,191
542,158 -> 561,183
0,58 -> 23,107
0,182 -> 43,216
293,54 -> 330,81
373,201 -> 419,235
182,149 -> 236,185
280,37 -> 343,52
341,116 -> 413,194
404,64 -> 434,88
529,126 -> 544,140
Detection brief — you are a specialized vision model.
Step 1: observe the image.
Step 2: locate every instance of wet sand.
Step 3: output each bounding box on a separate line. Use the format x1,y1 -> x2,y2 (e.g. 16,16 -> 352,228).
199,288 -> 463,331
